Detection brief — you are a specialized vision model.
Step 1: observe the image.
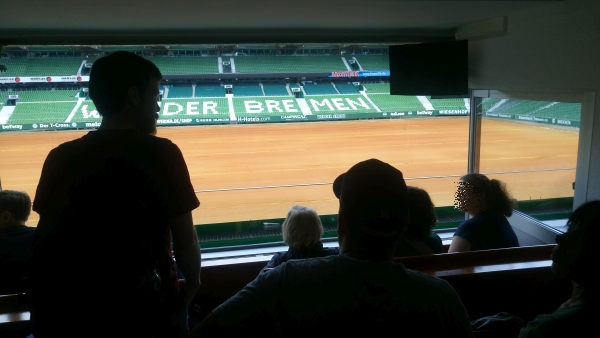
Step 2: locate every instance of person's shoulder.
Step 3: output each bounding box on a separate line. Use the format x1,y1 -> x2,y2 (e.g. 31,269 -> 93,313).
520,305 -> 590,338
404,267 -> 450,287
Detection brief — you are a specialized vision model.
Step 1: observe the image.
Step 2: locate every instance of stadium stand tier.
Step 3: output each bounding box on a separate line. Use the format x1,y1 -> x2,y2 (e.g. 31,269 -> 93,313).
233,56 -> 348,73
353,55 -> 389,70
262,84 -> 290,96
146,56 -> 218,75
6,102 -> 78,124
233,96 -> 302,118
233,85 -> 264,97
367,94 -> 425,112
305,95 -> 377,114
25,58 -> 82,76
195,86 -> 226,97
168,86 -> 193,98
303,83 -> 339,95
159,98 -> 230,117
364,83 -> 390,94
334,84 -> 360,94
0,58 -> 28,77
428,97 -> 469,111
484,98 -> 581,121
11,90 -> 78,102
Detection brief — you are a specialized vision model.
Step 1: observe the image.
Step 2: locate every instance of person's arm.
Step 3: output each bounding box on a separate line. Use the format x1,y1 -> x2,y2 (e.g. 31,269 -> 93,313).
171,211 -> 201,306
448,236 -> 471,253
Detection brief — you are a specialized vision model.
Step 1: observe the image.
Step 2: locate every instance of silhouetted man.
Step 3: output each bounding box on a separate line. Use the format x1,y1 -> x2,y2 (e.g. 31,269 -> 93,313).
189,158 -> 473,337
28,51 -> 201,338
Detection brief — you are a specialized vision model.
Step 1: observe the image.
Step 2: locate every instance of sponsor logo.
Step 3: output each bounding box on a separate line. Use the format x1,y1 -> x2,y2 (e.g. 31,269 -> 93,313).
557,119 -> 571,125
33,124 -> 38,128
317,114 -> 346,119
77,76 -> 82,82
439,110 -> 468,115
417,111 -> 433,115
71,122 -> 77,127
390,112 -> 405,116
330,71 -> 360,78
85,122 -> 102,128
1,124 -> 23,130
49,123 -> 70,128
15,77 -> 20,83
280,115 -> 307,120
499,114 -> 512,118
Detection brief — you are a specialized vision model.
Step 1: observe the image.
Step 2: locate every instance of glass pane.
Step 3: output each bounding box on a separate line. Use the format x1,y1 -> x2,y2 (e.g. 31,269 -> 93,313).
0,44 -> 469,250
479,98 -> 581,232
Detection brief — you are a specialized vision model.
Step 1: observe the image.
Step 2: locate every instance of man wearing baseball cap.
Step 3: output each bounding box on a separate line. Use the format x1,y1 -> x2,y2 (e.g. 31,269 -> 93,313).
190,159 -> 473,337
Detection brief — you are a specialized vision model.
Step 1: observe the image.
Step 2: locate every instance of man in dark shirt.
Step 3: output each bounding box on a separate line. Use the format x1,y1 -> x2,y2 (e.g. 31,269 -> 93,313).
0,190 -> 35,294
27,51 -> 201,338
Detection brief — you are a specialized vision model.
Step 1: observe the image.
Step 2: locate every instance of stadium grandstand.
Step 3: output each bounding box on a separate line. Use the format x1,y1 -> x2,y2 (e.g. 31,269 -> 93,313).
233,56 -> 349,73
353,55 -> 389,70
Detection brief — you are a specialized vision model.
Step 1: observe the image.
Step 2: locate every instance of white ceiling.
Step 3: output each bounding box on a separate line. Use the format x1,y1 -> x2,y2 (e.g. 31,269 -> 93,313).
0,0 -> 560,44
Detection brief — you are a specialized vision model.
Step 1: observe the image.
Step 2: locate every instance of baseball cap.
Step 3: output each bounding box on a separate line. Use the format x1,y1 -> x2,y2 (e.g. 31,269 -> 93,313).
333,158 -> 409,237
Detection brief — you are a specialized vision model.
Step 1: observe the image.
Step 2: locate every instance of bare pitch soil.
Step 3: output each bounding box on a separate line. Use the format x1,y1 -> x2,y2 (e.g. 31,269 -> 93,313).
0,117 -> 578,227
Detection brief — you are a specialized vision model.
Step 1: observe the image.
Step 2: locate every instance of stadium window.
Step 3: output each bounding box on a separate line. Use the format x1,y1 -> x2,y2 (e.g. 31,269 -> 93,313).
1,43 -> 582,256
474,94 -> 581,234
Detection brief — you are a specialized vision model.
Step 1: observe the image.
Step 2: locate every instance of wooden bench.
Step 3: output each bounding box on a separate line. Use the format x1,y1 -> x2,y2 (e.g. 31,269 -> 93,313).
197,244 -> 571,321
0,294 -> 31,338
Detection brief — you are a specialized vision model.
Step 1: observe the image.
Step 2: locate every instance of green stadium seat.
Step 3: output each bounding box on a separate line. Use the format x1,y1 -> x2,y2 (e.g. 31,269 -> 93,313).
334,84 -> 360,94
147,57 -> 218,74
364,83 -> 390,94
233,85 -> 264,97
366,94 -> 426,112
234,56 -> 347,73
303,84 -> 338,95
7,102 -> 78,124
11,90 -> 78,102
428,97 -> 469,111
195,86 -> 226,98
262,85 -> 290,96
354,55 -> 389,70
168,86 -> 193,98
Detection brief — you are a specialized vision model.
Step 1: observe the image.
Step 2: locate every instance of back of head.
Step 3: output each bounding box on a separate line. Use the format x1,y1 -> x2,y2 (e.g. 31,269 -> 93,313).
562,200 -> 600,286
89,51 -> 162,117
281,205 -> 324,249
333,159 -> 409,259
460,173 -> 514,217
0,190 -> 31,224
405,186 -> 436,238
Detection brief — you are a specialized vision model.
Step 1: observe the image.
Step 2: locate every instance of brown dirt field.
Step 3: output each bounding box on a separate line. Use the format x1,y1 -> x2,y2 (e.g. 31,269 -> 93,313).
0,117 -> 578,227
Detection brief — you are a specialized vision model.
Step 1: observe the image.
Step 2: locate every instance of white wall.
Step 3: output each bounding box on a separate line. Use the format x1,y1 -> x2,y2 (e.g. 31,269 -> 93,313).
469,0 -> 600,207
469,0 -> 600,92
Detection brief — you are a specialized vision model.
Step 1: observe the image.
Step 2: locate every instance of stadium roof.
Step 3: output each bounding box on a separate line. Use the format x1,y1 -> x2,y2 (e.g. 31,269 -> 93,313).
0,0 -> 563,45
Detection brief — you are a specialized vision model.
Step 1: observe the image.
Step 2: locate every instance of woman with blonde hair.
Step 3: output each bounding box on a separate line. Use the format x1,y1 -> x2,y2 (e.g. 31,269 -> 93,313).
263,205 -> 339,270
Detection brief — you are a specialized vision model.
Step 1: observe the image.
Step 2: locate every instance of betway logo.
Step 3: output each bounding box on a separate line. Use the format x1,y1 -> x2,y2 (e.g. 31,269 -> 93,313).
416,111 -> 433,115
1,124 -> 22,130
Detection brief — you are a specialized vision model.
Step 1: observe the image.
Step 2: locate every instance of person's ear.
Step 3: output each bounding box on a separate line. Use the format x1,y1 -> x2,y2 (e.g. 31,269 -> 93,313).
0,210 -> 12,224
127,86 -> 142,109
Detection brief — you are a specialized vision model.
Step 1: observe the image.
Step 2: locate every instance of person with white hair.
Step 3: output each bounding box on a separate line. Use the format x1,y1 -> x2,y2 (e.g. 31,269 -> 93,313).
263,205 -> 339,270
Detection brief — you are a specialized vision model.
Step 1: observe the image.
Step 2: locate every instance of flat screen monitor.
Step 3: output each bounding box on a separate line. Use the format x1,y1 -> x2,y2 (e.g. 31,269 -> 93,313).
389,40 -> 468,97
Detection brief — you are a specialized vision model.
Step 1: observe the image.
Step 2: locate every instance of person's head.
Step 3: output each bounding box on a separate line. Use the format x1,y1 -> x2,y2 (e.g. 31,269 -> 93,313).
404,186 -> 437,238
551,200 -> 600,287
89,51 -> 162,134
281,205 -> 324,249
455,173 -> 513,217
0,190 -> 31,229
333,159 -> 409,261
